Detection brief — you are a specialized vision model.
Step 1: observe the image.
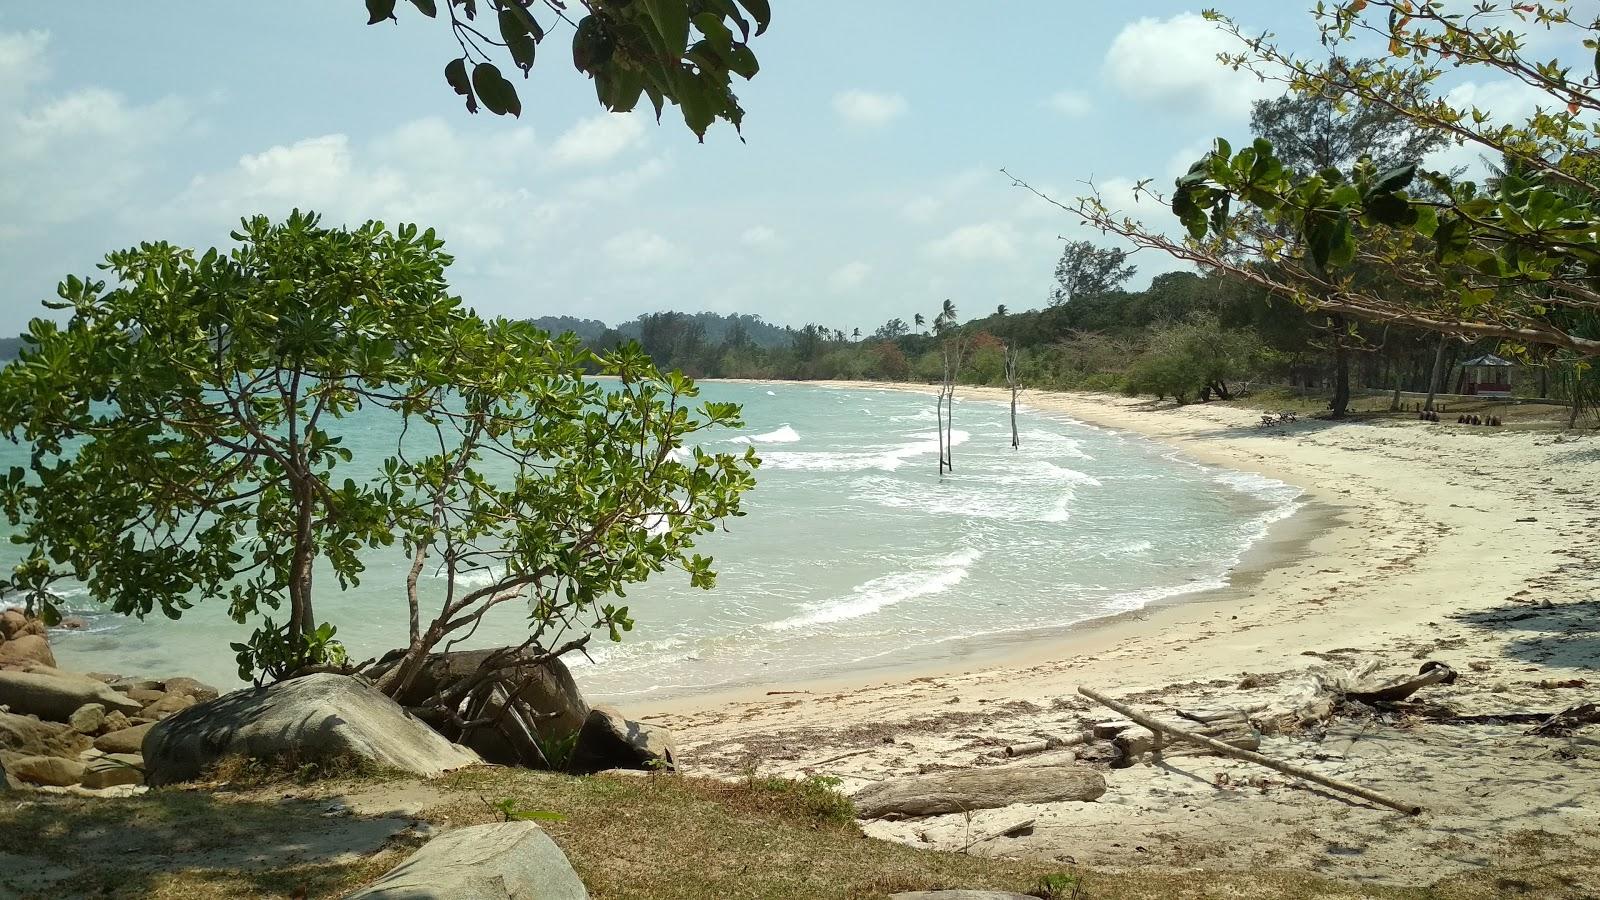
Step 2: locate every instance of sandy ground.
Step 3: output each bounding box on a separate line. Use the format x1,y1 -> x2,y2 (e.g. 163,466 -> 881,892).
646,385 -> 1600,889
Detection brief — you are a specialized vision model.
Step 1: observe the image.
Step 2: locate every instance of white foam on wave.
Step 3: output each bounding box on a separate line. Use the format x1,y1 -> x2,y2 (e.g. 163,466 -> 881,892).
765,548 -> 982,631
766,390 -> 777,396
732,424 -> 801,445
762,430 -> 968,473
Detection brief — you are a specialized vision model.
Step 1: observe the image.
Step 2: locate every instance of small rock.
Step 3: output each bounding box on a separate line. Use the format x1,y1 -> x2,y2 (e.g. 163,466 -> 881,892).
122,687 -> 165,704
161,676 -> 220,702
8,754 -> 86,787
0,634 -> 56,669
59,616 -> 88,630
0,609 -> 46,640
68,703 -> 106,735
141,693 -> 197,720
0,669 -> 144,720
93,721 -> 155,755
80,753 -> 143,789
101,711 -> 131,733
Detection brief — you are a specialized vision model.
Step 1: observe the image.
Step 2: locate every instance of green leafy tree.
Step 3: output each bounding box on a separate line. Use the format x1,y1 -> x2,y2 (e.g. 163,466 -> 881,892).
0,213 -> 757,756
1123,317 -> 1268,403
1048,240 -> 1137,306
1066,3 -> 1600,363
367,0 -> 771,139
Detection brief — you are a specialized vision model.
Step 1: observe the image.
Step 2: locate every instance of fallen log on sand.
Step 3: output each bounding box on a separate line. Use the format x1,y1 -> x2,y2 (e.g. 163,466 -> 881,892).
1079,686 -> 1423,816
853,765 -> 1107,819
1112,718 -> 1260,767
1346,661 -> 1457,705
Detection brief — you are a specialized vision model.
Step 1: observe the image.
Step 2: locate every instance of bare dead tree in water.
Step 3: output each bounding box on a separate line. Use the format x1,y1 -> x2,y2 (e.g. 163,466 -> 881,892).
1003,342 -> 1021,449
939,337 -> 968,473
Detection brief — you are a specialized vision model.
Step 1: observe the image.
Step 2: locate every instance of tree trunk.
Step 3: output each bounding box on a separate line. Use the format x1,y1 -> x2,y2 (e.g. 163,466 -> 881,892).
1423,336 -> 1446,412
1005,346 -> 1020,449
935,385 -> 946,476
1330,314 -> 1351,419
287,476 -> 317,644
1389,365 -> 1403,412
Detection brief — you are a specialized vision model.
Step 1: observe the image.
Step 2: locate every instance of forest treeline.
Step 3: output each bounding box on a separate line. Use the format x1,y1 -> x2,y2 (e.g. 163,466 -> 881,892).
557,255 -> 1584,412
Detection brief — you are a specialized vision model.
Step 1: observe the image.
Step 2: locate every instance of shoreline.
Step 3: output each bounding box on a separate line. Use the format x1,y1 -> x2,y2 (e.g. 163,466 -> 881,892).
646,380 -> 1600,884
640,380 -> 1339,715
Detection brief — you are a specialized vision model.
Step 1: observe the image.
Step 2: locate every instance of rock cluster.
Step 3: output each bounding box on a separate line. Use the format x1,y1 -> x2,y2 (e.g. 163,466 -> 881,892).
0,609 -> 220,795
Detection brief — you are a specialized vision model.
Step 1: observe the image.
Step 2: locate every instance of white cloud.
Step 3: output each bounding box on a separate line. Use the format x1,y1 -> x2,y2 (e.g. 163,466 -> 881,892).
833,90 -> 908,127
604,229 -> 678,268
828,260 -> 872,291
548,113 -> 645,167
925,222 -> 1019,262
1044,89 -> 1092,117
740,225 -> 778,247
0,29 -> 49,107
1103,13 -> 1273,119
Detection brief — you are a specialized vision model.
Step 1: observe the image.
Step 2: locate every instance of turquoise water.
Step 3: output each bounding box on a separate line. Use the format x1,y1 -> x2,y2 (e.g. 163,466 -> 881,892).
8,382 -> 1300,700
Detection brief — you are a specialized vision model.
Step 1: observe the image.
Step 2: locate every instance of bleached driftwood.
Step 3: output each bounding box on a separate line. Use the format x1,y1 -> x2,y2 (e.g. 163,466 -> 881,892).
1079,686 -> 1423,815
959,817 -> 1036,852
1346,662 -> 1457,704
853,765 -> 1107,819
1282,660 -> 1457,725
1113,718 -> 1260,767
988,732 -> 1093,759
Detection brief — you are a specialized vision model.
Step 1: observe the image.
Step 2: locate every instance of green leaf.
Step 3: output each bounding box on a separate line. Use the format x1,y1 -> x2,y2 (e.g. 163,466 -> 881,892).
366,0 -> 397,24
571,16 -> 615,72
736,0 -> 771,35
1372,164 -> 1416,194
499,9 -> 538,74
444,58 -> 476,113
642,0 -> 692,58
472,63 -> 521,117
408,0 -> 436,16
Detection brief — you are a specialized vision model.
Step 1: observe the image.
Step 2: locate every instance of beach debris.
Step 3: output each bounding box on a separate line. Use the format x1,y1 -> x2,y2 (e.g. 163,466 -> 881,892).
1078,686 -> 1424,815
1345,662 -> 1457,705
1111,714 -> 1260,768
987,732 -> 1093,760
1279,660 -> 1458,725
852,765 -> 1107,819
1527,703 -> 1600,737
958,817 -> 1036,852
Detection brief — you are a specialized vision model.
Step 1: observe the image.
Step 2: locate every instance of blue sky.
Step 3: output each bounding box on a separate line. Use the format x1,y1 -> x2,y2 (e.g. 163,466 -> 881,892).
0,3 -> 1552,336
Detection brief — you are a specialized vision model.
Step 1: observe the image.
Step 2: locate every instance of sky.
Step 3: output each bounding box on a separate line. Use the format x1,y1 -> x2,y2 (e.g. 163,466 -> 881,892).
0,2 -> 1561,337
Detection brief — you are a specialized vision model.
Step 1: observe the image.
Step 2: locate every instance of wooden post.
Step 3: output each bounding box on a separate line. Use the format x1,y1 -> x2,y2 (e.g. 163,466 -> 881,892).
1003,343 -> 1020,449
1078,686 -> 1422,815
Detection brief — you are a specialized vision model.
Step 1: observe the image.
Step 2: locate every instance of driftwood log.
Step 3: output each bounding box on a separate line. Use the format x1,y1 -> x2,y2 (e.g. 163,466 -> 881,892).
1112,717 -> 1260,767
1346,662 -> 1457,705
853,765 -> 1107,819
1079,686 -> 1423,815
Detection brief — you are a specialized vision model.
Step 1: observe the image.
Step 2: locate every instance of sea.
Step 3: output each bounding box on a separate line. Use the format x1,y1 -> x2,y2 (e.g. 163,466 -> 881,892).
6,382 -> 1303,701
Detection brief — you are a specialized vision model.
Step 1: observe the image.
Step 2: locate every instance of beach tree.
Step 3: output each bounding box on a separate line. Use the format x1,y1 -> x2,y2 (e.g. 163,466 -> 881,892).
1049,241 -> 1137,307
364,0 -> 771,139
1047,1 -> 1600,389
0,211 -> 757,757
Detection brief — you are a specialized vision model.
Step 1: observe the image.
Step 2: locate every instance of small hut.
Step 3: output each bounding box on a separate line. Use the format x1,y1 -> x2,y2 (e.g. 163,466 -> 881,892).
1456,353 -> 1514,398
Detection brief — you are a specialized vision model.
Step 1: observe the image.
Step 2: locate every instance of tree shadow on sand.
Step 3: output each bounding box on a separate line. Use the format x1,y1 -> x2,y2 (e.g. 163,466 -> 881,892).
1454,598 -> 1600,670
0,786 -> 419,898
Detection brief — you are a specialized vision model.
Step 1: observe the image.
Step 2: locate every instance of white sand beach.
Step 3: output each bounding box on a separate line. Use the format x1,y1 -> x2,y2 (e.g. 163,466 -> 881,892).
648,386 -> 1600,887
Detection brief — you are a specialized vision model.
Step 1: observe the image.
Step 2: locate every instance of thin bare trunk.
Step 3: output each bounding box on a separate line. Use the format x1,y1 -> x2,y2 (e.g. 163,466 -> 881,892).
1424,336 -> 1446,412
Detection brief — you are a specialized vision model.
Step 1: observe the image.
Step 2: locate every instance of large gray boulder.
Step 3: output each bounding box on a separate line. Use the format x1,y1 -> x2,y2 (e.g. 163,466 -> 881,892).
0,669 -> 144,721
372,648 -> 590,765
142,673 -> 480,786
345,822 -> 587,899
567,706 -> 676,774
852,765 -> 1106,819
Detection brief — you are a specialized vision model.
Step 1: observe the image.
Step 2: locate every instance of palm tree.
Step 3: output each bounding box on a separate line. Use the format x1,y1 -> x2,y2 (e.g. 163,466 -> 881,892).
913,313 -> 925,334
852,327 -> 861,341
996,304 -> 1008,316
941,298 -> 957,323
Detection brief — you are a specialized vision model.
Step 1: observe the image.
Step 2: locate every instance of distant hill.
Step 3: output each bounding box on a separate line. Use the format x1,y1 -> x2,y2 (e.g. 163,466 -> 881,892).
527,312 -> 793,350
0,337 -> 22,361
528,316 -> 611,343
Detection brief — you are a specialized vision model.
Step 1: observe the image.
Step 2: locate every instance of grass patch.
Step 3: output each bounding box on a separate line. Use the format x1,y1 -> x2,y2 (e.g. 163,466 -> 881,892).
203,750 -> 399,787
2,768 -> 1595,898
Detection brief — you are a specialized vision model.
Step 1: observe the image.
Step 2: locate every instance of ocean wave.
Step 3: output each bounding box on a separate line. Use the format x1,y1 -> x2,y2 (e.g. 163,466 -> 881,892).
849,470 -> 1081,523
765,548 -> 981,631
732,424 -> 801,445
762,430 -> 968,472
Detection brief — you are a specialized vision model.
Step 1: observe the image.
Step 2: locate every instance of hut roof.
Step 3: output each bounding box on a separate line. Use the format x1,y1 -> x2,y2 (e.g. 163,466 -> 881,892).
1461,353 -> 1513,367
